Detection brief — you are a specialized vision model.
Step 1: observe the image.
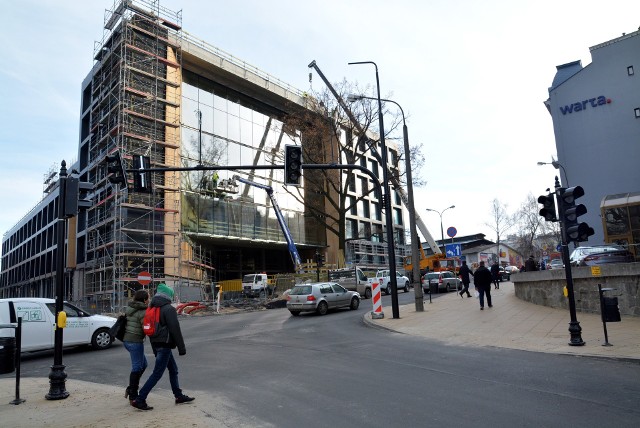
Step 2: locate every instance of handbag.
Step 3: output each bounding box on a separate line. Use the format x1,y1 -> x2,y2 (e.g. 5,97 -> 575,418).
109,314 -> 127,341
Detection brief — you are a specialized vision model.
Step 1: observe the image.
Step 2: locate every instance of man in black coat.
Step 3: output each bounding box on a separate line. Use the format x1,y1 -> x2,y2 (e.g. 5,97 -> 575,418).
490,261 -> 500,289
458,261 -> 474,298
474,261 -> 493,310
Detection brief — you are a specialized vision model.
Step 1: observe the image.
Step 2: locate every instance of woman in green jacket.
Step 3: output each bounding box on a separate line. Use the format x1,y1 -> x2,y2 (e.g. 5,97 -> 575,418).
123,289 -> 149,401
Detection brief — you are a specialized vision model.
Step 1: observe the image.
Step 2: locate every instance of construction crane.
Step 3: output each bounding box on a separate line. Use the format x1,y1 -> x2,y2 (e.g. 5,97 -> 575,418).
307,61 -> 441,256
232,175 -> 303,272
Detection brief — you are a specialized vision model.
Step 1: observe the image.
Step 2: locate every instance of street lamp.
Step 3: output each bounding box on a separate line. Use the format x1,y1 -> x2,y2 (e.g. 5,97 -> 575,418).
425,205 -> 455,253
348,93 -> 423,312
348,60 -> 400,319
537,159 -> 569,186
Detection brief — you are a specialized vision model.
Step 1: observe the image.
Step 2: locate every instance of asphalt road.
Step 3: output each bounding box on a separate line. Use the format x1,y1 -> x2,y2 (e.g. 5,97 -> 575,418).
11,289 -> 640,427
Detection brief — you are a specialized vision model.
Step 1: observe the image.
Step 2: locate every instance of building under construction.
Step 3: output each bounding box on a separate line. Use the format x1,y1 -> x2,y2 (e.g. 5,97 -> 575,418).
0,0 -> 407,309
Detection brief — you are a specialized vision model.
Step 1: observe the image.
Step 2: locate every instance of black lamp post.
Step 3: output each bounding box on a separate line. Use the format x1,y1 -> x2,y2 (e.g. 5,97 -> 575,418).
347,94 -> 423,312
348,60 -> 400,319
425,206 -> 455,253
46,160 -> 69,400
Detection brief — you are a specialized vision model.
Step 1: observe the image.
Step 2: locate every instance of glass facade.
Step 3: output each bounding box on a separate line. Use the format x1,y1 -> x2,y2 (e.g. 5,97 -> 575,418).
180,70 -> 320,247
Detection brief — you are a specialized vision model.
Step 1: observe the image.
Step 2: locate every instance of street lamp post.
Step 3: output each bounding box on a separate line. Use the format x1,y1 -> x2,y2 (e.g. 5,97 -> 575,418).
347,94 -> 423,312
537,160 -> 569,187
425,206 -> 455,253
348,60 -> 400,319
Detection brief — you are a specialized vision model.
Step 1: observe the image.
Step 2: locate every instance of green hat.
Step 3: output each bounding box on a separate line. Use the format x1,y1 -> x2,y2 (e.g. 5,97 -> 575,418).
156,283 -> 174,299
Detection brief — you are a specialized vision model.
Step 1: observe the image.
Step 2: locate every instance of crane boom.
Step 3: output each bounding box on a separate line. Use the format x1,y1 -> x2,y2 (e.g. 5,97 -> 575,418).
308,60 -> 441,255
233,175 -> 303,271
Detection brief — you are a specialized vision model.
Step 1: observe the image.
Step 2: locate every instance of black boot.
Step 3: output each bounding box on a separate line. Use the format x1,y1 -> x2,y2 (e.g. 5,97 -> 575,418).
126,371 -> 143,401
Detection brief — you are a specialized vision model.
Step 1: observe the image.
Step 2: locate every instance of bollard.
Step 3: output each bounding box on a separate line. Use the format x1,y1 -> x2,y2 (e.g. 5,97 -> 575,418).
371,280 -> 384,319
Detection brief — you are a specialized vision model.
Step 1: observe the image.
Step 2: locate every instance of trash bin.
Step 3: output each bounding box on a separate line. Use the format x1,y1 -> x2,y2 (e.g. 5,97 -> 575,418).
0,337 -> 16,374
603,297 -> 621,322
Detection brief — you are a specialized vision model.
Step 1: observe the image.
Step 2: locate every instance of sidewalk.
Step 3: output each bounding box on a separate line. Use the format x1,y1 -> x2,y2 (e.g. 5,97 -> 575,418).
364,281 -> 640,360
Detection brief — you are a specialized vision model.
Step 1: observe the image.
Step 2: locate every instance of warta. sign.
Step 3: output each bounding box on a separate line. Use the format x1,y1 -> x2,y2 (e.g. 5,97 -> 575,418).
560,95 -> 611,115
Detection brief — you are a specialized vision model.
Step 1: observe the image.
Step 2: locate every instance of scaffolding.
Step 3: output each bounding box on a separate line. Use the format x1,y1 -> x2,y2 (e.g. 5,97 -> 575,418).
345,239 -> 408,271
81,0 -> 183,311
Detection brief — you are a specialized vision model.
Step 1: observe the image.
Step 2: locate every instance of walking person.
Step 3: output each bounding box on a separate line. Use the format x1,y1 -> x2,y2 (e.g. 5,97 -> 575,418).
131,283 -> 194,411
525,255 -> 538,272
490,261 -> 500,289
458,260 -> 473,298
123,289 -> 149,402
474,261 -> 493,310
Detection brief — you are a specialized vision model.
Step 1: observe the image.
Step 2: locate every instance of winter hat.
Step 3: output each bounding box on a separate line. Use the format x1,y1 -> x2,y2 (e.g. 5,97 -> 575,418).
156,283 -> 174,299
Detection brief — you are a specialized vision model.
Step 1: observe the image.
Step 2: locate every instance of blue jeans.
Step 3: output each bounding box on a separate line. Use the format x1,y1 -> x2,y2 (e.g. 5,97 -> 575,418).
137,347 -> 182,401
123,341 -> 147,373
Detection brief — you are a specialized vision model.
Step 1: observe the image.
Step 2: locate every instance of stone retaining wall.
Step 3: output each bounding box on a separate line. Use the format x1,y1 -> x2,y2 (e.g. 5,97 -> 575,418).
511,263 -> 640,317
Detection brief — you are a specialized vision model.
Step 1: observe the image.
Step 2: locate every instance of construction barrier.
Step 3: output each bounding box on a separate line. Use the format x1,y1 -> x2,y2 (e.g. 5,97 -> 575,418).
371,280 -> 384,319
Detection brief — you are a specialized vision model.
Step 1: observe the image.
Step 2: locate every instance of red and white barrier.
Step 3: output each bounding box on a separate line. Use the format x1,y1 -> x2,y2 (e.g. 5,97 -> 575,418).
371,280 -> 384,319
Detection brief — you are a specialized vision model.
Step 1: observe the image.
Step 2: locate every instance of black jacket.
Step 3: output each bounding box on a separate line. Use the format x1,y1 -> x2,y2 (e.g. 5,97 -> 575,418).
474,266 -> 493,288
458,264 -> 473,283
490,263 -> 500,279
149,295 -> 186,354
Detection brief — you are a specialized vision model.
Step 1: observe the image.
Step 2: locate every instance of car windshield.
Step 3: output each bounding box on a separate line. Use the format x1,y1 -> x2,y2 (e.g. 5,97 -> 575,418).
426,273 -> 440,279
242,275 -> 256,282
289,286 -> 313,295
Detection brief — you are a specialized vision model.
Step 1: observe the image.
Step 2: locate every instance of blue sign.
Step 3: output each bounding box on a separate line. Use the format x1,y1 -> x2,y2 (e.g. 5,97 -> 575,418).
556,244 -> 561,251
445,243 -> 461,257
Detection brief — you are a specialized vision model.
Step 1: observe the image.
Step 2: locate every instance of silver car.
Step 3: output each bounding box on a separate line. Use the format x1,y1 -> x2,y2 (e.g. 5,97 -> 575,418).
286,282 -> 360,316
569,245 -> 634,266
422,271 -> 462,293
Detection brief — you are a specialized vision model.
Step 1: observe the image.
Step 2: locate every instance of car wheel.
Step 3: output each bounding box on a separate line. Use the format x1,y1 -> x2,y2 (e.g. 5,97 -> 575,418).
317,301 -> 329,315
289,311 -> 300,316
91,328 -> 113,350
386,286 -> 392,295
404,282 -> 410,293
259,289 -> 266,298
350,297 -> 360,310
364,288 -> 372,299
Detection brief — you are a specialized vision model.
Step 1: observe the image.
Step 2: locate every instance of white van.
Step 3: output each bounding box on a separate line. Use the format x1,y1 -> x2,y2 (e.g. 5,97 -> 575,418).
0,298 -> 116,352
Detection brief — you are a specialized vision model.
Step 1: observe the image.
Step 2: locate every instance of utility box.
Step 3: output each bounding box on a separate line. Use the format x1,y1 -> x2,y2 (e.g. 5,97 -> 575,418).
602,297 -> 621,322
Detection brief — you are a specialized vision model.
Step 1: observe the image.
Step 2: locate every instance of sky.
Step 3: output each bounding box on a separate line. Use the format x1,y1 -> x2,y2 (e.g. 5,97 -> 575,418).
1,0 -> 639,253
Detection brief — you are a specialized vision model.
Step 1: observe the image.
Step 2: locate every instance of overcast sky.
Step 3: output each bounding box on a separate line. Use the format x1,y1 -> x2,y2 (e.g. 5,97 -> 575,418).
1,0 -> 638,253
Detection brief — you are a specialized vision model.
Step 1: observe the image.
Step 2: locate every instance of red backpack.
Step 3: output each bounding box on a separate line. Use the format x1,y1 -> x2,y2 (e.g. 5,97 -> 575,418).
142,306 -> 161,337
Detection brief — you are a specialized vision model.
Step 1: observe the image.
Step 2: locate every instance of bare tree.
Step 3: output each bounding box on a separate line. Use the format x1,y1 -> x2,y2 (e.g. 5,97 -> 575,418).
484,199 -> 516,263
513,192 -> 560,260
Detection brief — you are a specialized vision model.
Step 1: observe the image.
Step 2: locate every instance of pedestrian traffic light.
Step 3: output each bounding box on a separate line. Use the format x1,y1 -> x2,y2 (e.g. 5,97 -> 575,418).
132,155 -> 152,193
537,193 -> 557,222
315,251 -> 325,267
105,151 -> 127,188
284,145 -> 302,186
64,176 -> 94,217
560,185 -> 594,243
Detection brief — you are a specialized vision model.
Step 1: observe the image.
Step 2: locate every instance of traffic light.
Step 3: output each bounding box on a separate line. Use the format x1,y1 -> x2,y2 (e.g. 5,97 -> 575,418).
284,145 -> 302,186
560,186 -> 594,243
64,176 -> 93,218
537,193 -> 557,222
315,251 -> 325,267
132,155 -> 152,193
105,151 -> 127,188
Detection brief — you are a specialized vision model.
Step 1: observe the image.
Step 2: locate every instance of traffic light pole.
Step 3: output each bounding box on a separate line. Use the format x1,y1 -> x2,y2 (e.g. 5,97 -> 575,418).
555,177 -> 585,346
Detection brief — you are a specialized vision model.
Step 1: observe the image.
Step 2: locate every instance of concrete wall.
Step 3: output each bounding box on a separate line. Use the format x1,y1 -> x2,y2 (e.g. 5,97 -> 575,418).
512,263 -> 640,317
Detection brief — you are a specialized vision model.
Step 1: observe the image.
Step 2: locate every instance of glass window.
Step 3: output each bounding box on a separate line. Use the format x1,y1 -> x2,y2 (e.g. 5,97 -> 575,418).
370,160 -> 378,178
182,82 -> 199,101
604,207 -> 629,235
331,284 -> 347,293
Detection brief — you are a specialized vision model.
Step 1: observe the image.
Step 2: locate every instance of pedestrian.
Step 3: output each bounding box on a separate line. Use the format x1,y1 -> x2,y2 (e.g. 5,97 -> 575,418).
131,283 -> 194,411
123,289 -> 149,402
458,261 -> 473,298
473,261 -> 493,310
524,255 -> 537,272
490,261 -> 500,289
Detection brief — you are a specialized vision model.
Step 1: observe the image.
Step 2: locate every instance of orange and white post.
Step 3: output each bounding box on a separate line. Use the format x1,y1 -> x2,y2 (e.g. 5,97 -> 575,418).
371,279 -> 384,319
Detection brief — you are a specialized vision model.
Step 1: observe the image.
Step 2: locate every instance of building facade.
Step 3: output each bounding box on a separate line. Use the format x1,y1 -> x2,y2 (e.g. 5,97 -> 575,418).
0,0 -> 406,307
545,29 -> 640,250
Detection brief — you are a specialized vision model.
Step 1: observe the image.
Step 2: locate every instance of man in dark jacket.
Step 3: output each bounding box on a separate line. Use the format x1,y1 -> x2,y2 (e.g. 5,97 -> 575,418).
490,261 -> 500,289
458,261 -> 473,298
131,283 -> 194,410
525,255 -> 538,272
474,261 -> 493,310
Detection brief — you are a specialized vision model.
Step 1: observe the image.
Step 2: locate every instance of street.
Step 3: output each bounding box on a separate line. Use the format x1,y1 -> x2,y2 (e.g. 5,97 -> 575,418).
7,289 -> 640,428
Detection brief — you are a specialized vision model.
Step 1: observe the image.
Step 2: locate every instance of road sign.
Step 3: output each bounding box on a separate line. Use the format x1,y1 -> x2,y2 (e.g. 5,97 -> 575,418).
446,226 -> 457,238
445,243 -> 461,257
137,271 -> 152,286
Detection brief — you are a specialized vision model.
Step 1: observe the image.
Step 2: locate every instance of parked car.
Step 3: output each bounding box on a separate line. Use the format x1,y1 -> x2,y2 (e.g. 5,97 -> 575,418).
368,270 -> 411,295
0,298 -> 116,352
497,266 -> 511,282
286,282 -> 360,316
504,265 -> 519,274
547,259 -> 564,270
569,245 -> 634,266
422,271 -> 461,293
